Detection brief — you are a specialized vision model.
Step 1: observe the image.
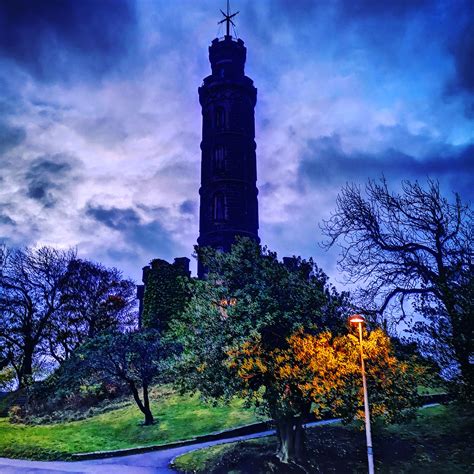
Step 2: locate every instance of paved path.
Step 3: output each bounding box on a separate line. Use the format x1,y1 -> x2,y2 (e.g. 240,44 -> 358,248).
0,419 -> 341,473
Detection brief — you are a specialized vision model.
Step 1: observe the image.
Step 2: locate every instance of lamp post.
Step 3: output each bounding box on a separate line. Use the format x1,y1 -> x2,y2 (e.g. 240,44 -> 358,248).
349,314 -> 375,474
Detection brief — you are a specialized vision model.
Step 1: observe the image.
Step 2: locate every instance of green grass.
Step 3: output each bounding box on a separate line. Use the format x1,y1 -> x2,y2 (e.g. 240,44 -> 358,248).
173,403 -> 474,473
417,384 -> 447,396
380,403 -> 473,472
0,387 -> 258,460
174,444 -> 233,472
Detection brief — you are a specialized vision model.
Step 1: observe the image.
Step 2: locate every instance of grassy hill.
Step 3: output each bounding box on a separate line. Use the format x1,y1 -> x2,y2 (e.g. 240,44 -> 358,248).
0,386 -> 258,460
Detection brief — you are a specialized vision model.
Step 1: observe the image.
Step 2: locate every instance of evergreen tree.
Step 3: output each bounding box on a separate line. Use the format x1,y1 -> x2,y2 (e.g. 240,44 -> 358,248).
171,238 -> 422,464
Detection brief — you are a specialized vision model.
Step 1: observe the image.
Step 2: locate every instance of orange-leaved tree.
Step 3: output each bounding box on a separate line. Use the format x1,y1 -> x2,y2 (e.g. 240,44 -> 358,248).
227,327 -> 421,462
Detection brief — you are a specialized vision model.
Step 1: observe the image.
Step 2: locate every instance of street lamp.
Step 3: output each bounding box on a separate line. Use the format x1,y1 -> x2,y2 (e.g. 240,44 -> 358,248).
349,314 -> 375,474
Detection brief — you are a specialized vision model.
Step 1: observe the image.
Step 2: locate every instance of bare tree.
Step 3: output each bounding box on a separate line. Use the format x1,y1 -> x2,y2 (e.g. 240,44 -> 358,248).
0,247 -> 76,387
322,178 -> 473,386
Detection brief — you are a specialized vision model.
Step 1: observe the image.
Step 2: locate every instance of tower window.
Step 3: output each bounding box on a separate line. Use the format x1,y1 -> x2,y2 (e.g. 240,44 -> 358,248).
213,193 -> 227,221
213,145 -> 226,172
215,106 -> 226,130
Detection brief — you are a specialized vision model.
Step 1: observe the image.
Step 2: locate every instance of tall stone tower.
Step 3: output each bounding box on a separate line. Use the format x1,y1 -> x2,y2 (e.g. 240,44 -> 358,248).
197,12 -> 259,277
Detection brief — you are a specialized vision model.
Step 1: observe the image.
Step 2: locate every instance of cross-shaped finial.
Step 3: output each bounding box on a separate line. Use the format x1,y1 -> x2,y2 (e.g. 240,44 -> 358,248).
218,0 -> 239,37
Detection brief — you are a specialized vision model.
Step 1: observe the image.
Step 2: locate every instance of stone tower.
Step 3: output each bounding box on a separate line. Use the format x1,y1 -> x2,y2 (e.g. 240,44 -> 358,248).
197,27 -> 260,277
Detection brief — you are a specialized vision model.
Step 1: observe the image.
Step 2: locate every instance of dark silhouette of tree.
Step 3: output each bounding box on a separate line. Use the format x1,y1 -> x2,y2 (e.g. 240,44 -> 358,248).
0,247 -> 75,387
413,261 -> 473,396
322,178 -> 473,388
78,330 -> 164,425
0,245 -> 8,371
47,259 -> 136,363
0,245 -> 11,374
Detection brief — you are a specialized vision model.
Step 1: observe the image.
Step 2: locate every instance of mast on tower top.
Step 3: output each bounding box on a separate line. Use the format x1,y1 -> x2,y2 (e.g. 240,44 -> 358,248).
218,0 -> 239,37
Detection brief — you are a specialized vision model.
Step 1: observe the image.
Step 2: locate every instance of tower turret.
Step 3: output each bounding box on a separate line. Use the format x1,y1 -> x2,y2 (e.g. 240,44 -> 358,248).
197,11 -> 259,277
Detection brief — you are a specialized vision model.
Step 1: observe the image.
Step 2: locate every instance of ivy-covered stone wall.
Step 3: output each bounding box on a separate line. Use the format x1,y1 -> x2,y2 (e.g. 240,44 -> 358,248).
141,258 -> 190,332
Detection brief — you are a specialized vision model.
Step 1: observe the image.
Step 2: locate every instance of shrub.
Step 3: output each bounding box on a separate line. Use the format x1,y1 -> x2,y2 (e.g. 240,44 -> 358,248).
8,405 -> 24,424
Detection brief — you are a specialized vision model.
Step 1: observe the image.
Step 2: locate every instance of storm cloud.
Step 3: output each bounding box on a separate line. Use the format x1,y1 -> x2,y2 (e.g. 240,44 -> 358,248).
0,0 -> 139,82
25,156 -> 75,207
0,0 -> 472,281
0,121 -> 26,154
85,204 -> 177,258
299,135 -> 474,199
86,205 -> 141,231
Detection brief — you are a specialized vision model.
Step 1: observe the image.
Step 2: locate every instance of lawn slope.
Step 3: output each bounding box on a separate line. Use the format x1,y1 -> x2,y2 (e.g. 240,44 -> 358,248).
0,387 -> 257,460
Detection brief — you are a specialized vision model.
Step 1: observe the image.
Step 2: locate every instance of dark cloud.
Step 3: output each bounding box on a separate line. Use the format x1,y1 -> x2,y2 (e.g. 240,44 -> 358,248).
85,204 -> 176,256
445,7 -> 474,115
338,0 -> 430,18
25,155 -> 76,207
452,20 -> 474,94
179,199 -> 196,215
252,0 -> 431,36
86,205 -> 140,231
0,121 -> 26,154
299,134 -> 474,200
0,0 -> 138,82
128,219 -> 175,256
0,214 -> 15,226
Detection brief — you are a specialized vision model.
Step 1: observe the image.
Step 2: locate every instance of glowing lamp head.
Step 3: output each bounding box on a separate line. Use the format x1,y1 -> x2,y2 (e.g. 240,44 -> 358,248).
349,314 -> 365,325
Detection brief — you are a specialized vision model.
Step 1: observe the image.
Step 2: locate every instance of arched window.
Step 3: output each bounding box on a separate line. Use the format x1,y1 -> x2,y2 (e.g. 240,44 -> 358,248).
213,145 -> 226,172
215,106 -> 226,130
213,193 -> 226,221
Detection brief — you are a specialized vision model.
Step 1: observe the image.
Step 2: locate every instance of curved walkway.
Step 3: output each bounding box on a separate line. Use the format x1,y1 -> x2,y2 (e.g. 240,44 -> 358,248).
0,419 -> 340,473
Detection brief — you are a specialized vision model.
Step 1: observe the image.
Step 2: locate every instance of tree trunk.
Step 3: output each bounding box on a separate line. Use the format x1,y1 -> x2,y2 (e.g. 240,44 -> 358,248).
275,416 -> 306,463
18,349 -> 33,389
444,293 -> 473,391
451,318 -> 473,390
143,406 -> 154,425
142,381 -> 154,426
128,380 -> 154,425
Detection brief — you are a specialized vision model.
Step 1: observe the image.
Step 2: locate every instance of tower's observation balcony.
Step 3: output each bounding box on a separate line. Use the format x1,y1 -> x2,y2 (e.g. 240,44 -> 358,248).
204,36 -> 251,82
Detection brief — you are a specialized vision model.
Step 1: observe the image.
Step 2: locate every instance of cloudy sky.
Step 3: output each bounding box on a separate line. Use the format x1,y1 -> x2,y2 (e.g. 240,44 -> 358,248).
0,0 -> 473,282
